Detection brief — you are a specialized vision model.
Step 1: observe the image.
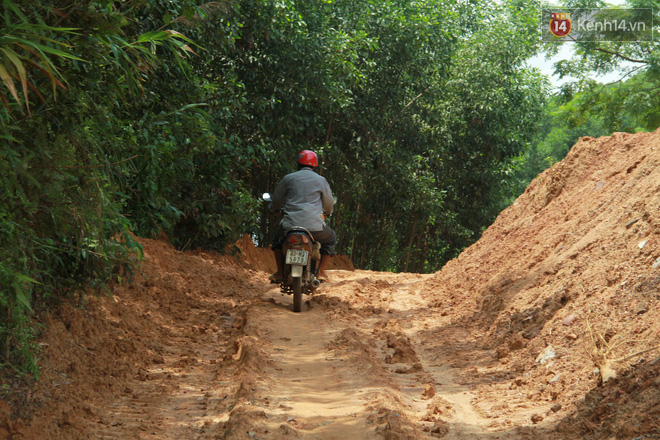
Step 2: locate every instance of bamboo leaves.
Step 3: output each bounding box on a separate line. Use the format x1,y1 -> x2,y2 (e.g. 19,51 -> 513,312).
0,1 -> 198,117
10,272 -> 39,313
93,29 -> 197,95
0,10 -> 81,117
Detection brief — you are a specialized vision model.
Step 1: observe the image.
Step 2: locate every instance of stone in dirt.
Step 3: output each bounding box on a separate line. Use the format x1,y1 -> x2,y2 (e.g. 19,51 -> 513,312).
531,414 -> 544,424
535,346 -> 556,365
431,419 -> 450,436
636,303 -> 648,315
562,314 -> 576,326
422,384 -> 436,400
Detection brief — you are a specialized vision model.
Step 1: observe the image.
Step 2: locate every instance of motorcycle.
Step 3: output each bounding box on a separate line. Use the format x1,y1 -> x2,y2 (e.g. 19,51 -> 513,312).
263,193 -> 323,312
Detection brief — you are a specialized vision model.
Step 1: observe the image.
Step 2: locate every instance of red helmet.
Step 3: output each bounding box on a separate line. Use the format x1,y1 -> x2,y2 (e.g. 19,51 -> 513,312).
297,150 -> 318,167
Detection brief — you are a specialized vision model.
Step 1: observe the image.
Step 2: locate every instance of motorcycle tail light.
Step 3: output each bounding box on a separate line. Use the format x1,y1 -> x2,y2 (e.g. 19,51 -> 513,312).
287,234 -> 310,244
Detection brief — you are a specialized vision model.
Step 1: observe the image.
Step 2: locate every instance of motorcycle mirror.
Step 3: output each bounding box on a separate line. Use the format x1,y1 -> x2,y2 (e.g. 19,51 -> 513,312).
262,192 -> 272,202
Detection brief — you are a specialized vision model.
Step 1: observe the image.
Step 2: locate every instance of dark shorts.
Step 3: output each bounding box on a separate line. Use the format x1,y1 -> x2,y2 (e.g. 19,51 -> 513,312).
271,224 -> 337,256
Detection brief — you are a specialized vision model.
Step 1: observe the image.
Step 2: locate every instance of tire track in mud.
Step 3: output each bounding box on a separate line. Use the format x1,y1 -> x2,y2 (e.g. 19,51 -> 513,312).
218,289 -> 383,439
320,270 -> 498,440
217,270 -> 509,439
314,270 -> 526,439
91,307 -> 238,440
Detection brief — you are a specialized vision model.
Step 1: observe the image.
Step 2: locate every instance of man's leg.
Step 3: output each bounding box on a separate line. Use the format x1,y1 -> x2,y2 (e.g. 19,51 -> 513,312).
269,227 -> 285,282
270,248 -> 284,282
312,226 -> 336,282
317,253 -> 331,281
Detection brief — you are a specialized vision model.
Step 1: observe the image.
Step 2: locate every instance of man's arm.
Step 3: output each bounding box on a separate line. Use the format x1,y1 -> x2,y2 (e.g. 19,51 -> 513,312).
270,176 -> 289,212
320,177 -> 334,215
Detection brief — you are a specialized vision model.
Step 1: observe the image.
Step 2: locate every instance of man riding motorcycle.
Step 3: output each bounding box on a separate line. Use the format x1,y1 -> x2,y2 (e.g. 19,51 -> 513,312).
269,150 -> 336,282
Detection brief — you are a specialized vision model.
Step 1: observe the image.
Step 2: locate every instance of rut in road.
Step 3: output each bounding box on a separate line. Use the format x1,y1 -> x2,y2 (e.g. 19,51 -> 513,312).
90,277 -> 245,440
221,294 -> 375,439
90,267 -> 547,440
214,270 -> 519,440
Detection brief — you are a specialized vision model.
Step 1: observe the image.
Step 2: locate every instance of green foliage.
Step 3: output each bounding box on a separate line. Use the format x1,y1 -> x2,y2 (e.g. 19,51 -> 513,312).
0,0 -> 194,375
0,1 -> 80,118
433,0 -> 549,248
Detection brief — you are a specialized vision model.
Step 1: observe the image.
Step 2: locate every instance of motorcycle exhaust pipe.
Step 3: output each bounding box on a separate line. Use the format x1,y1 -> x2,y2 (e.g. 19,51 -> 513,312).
311,279 -> 321,289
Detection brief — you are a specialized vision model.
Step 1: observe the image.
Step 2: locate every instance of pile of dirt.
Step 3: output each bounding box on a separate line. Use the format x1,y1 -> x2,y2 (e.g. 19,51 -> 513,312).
420,129 -> 660,438
0,238 -> 269,439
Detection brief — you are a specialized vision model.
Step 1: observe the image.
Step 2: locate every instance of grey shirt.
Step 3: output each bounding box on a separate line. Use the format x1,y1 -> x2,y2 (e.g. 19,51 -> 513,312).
270,167 -> 334,231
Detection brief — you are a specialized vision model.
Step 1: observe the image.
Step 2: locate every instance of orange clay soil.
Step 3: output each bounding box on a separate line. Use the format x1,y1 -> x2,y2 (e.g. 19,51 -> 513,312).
1,129 -> 660,439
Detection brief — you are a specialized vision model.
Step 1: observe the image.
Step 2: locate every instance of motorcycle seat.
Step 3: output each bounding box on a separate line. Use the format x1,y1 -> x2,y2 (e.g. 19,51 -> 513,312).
284,226 -> 315,243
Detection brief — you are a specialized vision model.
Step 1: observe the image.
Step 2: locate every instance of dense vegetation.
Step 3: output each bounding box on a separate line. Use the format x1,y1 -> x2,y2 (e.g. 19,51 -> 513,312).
1,0 -> 657,376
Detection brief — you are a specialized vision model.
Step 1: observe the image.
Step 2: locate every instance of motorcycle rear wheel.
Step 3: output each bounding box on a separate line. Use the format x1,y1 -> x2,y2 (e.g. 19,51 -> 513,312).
292,277 -> 302,312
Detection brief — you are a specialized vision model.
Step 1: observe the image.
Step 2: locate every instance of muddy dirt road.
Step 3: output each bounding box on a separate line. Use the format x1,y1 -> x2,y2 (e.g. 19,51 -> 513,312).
89,265 -> 524,440
1,236 -> 558,440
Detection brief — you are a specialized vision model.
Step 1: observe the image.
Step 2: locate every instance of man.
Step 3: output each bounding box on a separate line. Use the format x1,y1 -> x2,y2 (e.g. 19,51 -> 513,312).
269,150 -> 336,282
